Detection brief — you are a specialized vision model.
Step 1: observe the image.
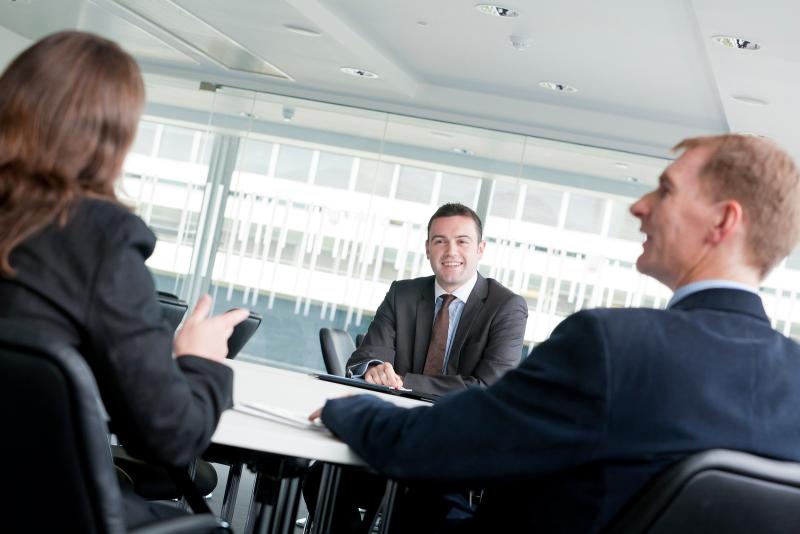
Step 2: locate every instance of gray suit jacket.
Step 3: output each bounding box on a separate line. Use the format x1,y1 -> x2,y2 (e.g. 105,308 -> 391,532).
346,273 -> 528,396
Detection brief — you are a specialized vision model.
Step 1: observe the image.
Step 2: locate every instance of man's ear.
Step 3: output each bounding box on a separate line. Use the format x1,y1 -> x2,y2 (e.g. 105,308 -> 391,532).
425,239 -> 430,259
708,200 -> 743,245
477,240 -> 486,257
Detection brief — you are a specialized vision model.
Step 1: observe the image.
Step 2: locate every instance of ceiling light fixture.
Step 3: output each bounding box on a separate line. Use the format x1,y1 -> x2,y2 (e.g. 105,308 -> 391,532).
452,147 -> 475,156
731,95 -> 768,106
239,111 -> 258,119
284,24 -> 322,37
538,81 -> 578,93
340,67 -> 379,79
431,131 -> 455,138
281,107 -> 295,122
626,177 -> 640,183
713,35 -> 761,50
615,162 -> 629,169
475,4 -> 519,17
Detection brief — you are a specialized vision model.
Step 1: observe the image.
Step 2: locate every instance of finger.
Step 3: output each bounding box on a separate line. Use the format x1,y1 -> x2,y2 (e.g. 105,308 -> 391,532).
221,307 -> 250,327
185,294 -> 212,325
308,407 -> 323,421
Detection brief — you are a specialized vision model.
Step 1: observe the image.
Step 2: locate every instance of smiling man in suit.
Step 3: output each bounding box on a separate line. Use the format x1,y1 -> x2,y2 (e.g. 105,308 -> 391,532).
347,202 -> 528,397
316,134 -> 800,533
303,203 -> 527,532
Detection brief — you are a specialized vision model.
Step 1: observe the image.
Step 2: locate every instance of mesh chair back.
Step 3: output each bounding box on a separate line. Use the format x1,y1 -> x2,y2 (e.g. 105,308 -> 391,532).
227,310 -> 262,359
0,321 -> 126,534
605,449 -> 800,534
318,328 -> 356,376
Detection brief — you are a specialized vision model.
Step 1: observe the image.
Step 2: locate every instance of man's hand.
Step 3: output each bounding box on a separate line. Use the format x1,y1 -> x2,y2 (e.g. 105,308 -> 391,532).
364,362 -> 404,388
174,294 -> 249,361
308,406 -> 323,422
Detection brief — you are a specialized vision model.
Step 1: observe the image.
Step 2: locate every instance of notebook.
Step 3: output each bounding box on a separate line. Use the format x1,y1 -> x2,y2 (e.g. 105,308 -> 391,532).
234,402 -> 327,431
313,374 -> 438,403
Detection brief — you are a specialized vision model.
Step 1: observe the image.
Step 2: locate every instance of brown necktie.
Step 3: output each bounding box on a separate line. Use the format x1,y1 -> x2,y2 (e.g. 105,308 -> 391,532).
423,294 -> 457,376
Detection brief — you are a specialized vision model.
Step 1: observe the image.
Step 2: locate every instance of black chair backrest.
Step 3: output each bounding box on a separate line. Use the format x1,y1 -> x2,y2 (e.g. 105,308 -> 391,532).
157,291 -> 188,333
227,310 -> 262,359
605,449 -> 800,534
0,321 -> 126,534
319,328 -> 356,376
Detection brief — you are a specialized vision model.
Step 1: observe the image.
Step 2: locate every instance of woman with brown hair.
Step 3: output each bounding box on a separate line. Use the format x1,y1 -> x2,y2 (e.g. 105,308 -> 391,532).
0,31 -> 248,527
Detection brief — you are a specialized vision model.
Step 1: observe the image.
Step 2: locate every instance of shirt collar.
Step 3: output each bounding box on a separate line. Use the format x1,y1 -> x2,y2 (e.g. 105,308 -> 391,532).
668,279 -> 759,308
434,272 -> 478,303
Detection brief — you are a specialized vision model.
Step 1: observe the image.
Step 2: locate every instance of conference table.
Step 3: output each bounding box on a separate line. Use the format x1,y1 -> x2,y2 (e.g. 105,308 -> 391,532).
206,359 -> 430,534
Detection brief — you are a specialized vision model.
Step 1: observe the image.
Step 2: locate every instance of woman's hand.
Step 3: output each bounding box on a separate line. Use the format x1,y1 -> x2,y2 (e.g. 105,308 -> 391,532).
174,294 -> 249,361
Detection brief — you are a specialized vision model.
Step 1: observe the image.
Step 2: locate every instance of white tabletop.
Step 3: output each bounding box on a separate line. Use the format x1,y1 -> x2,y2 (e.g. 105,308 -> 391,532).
211,359 -> 429,466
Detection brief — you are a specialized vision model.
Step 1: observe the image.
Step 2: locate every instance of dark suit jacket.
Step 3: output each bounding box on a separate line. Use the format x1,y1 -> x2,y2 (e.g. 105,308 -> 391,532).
0,198 -> 232,468
346,274 -> 528,396
324,289 -> 800,533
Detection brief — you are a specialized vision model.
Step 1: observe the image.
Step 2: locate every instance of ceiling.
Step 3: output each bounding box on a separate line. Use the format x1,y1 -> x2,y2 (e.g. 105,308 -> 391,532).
0,0 -> 795,167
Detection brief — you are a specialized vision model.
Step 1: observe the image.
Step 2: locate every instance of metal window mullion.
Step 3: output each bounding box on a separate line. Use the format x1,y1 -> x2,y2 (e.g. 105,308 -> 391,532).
184,134 -> 240,306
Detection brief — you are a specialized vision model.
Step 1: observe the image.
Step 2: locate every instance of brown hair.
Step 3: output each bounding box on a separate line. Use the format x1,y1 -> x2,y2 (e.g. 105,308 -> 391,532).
427,202 -> 484,241
675,134 -> 800,276
0,31 -> 145,276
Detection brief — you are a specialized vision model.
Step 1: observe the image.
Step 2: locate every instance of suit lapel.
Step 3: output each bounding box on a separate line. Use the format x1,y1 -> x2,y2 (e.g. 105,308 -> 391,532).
447,274 -> 487,373
412,278 -> 436,373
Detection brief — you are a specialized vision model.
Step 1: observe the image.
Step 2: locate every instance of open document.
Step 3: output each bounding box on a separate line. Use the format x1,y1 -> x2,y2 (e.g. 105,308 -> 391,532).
234,402 -> 328,431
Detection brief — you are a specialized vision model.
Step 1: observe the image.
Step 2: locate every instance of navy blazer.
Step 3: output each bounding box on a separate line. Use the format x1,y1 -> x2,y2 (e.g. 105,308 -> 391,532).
323,289 -> 800,533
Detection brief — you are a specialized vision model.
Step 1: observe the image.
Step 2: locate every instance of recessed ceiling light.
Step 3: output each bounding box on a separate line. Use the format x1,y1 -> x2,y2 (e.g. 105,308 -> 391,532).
284,24 -> 322,37
239,111 -> 258,119
431,131 -> 455,138
626,177 -> 639,183
713,35 -> 761,50
340,67 -> 379,79
731,95 -> 768,106
452,147 -> 474,156
615,162 -> 629,169
538,81 -> 578,93
475,4 -> 519,17
281,107 -> 295,122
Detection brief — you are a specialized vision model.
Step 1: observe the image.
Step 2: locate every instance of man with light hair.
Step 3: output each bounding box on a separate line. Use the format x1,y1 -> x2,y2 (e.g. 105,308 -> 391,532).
312,134 -> 800,533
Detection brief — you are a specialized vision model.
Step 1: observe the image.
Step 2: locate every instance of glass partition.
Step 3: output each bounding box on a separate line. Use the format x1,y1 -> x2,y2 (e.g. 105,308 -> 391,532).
121,73 -> 800,369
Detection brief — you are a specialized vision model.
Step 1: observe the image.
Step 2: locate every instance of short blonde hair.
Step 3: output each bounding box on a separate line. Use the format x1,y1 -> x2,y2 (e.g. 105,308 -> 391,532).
675,134 -> 800,276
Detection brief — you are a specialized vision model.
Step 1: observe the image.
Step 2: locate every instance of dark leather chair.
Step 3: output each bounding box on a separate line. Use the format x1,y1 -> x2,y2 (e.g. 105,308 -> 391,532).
605,449 -> 800,534
226,310 -> 262,359
319,328 -> 356,376
114,291 -> 217,500
0,320 -> 227,533
156,291 -> 188,332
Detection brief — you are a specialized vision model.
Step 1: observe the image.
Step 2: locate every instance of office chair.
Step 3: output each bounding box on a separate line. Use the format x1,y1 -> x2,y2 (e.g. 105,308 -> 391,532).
156,291 -> 188,332
319,328 -> 356,376
113,291 -> 218,501
0,320 -> 227,533
226,310 -> 262,359
605,449 -> 800,534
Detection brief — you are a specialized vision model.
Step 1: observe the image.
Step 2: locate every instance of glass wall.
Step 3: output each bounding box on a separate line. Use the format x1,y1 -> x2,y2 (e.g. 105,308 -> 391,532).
119,75 -> 800,370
